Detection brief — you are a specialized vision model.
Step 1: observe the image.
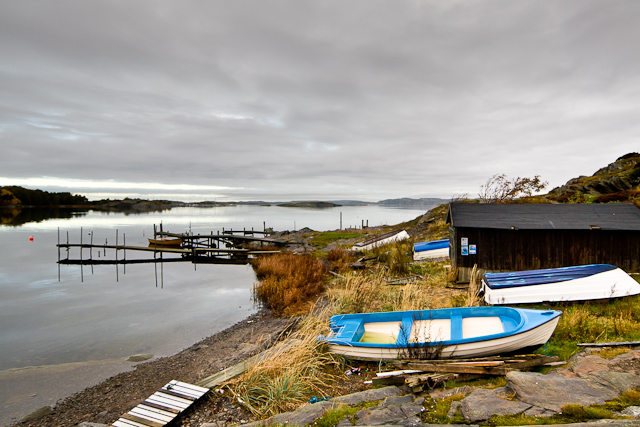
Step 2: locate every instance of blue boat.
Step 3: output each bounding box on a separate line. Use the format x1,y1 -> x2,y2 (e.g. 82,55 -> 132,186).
413,238 -> 449,260
319,307 -> 561,360
483,264 -> 640,305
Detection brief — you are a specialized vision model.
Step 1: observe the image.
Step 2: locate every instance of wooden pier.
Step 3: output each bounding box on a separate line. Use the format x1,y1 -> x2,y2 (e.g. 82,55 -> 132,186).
56,225 -> 284,268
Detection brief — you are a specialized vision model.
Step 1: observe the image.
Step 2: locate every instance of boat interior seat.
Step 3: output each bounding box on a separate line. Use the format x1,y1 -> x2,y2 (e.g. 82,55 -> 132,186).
409,318 -> 451,343
360,321 -> 401,344
462,316 -> 504,339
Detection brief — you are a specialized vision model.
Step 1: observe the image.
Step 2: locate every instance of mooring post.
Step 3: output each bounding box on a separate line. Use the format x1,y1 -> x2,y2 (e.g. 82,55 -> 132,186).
57,227 -> 61,281
80,227 -> 83,282
90,231 -> 94,275
123,233 -> 126,275
115,229 -> 119,282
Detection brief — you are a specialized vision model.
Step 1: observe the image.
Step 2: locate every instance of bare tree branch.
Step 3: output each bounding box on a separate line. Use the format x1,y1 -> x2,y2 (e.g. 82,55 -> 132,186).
478,174 -> 548,203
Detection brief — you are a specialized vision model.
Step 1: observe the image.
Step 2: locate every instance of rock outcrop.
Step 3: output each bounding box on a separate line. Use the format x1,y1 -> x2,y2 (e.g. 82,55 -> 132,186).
446,348 -> 640,423
547,153 -> 640,203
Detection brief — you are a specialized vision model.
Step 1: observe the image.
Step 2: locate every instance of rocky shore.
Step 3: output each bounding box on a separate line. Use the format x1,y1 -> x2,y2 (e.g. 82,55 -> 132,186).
14,324 -> 640,427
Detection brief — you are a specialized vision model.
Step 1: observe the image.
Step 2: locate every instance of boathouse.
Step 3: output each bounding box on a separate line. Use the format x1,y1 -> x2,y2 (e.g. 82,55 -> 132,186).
446,202 -> 640,282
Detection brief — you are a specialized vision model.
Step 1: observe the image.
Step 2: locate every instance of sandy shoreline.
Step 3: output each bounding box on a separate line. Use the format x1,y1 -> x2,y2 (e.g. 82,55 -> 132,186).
6,309 -> 295,427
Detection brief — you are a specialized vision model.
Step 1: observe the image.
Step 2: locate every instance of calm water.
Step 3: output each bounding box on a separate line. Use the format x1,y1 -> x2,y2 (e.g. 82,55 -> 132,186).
0,204 -> 428,424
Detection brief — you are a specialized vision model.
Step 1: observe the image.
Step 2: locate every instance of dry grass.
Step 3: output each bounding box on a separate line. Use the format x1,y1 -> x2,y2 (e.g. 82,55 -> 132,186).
544,296 -> 640,359
326,268 -> 457,314
232,307 -> 341,418
253,252 -> 328,316
465,264 -> 482,307
326,247 -> 355,273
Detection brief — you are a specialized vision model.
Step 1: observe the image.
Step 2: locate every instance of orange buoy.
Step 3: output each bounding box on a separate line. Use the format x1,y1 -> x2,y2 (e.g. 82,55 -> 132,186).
29,236 -> 34,241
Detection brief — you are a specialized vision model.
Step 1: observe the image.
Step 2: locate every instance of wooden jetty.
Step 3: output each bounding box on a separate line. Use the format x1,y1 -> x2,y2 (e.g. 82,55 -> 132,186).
57,225 -> 284,267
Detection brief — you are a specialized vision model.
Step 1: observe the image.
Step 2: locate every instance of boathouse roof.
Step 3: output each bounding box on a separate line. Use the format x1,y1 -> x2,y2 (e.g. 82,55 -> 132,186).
447,202 -> 640,231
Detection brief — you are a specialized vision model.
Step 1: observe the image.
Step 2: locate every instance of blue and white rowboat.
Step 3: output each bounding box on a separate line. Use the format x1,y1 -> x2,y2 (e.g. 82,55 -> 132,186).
483,264 -> 640,305
319,307 -> 561,360
413,238 -> 450,260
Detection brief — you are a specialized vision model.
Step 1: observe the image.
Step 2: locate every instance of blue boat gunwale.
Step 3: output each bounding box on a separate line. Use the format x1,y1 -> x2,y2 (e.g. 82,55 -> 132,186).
483,264 -> 617,290
324,307 -> 561,349
413,238 -> 449,252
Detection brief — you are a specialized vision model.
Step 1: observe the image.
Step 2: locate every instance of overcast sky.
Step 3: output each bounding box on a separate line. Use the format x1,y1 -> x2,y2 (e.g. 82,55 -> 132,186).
1,1 -> 639,202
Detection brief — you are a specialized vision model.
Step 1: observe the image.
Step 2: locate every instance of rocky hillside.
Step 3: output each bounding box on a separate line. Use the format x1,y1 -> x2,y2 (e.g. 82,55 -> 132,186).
545,153 -> 640,205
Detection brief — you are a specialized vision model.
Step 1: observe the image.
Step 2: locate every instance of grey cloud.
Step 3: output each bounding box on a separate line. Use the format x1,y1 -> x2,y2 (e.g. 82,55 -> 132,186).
1,0 -> 639,202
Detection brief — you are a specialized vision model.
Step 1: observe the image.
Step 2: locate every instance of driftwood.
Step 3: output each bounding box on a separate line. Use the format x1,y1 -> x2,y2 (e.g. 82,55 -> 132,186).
385,275 -> 421,285
578,341 -> 640,347
375,354 -> 563,392
392,354 -> 561,376
195,339 -> 301,389
329,271 -> 347,280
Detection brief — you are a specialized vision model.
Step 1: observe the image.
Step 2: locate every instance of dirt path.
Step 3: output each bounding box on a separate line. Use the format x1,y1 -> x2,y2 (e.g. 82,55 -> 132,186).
11,310 -> 295,427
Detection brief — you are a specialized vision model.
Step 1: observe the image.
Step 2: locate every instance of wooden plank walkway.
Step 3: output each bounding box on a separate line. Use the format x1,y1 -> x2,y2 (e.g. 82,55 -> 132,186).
112,380 -> 209,427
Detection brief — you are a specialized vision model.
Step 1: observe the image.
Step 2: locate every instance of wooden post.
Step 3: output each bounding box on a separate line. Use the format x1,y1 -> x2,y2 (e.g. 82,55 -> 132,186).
340,212 -> 342,230
57,227 -> 61,281
90,231 -> 94,275
115,229 -> 119,282
80,227 -> 83,282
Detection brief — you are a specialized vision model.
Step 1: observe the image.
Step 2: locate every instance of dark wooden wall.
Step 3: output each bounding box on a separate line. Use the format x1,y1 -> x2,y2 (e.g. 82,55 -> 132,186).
450,227 -> 640,277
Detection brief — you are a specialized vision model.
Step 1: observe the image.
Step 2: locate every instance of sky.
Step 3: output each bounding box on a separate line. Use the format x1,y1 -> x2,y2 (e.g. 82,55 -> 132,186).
1,1 -> 639,203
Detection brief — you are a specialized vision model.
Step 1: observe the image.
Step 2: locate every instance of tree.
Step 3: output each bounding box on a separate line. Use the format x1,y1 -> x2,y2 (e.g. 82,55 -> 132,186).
0,189 -> 21,206
478,174 -> 548,203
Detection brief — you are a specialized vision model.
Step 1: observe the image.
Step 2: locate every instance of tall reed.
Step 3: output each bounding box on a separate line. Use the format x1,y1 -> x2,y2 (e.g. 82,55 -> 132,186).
253,252 -> 328,315
232,306 -> 340,417
325,269 -> 456,314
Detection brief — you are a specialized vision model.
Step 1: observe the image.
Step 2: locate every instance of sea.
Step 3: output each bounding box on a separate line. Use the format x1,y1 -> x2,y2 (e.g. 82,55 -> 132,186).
0,204 -> 430,426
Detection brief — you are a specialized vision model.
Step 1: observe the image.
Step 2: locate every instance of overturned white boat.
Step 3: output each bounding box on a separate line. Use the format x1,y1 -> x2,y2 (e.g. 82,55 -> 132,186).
352,229 -> 409,251
483,264 -> 640,305
413,238 -> 449,260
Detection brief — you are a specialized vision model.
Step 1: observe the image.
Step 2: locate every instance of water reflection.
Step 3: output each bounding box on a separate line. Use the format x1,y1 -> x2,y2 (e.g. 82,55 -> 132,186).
0,207 -> 89,226
0,204 -> 432,425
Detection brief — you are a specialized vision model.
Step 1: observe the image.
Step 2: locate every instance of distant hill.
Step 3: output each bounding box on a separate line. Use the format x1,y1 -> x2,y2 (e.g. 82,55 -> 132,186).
545,153 -> 640,205
279,201 -> 340,208
376,197 -> 448,208
1,185 -> 88,207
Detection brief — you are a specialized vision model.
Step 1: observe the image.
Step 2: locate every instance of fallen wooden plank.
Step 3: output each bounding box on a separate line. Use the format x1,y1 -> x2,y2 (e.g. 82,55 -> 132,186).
578,341 -> 640,347
196,339 -> 301,389
385,275 -> 420,285
401,355 -> 559,376
376,369 -> 423,378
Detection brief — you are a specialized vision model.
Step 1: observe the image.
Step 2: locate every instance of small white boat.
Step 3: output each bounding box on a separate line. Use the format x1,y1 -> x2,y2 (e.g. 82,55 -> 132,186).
352,229 -> 410,251
483,264 -> 640,305
413,238 -> 449,260
319,306 -> 561,360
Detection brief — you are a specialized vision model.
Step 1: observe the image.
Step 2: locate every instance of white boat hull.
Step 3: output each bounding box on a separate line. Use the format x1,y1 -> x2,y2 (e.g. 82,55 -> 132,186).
414,247 -> 449,260
484,267 -> 640,305
326,315 -> 560,360
352,230 -> 410,251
